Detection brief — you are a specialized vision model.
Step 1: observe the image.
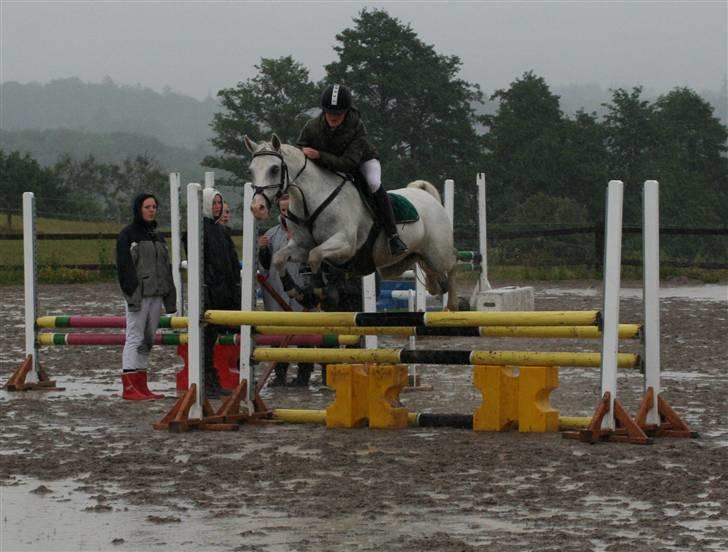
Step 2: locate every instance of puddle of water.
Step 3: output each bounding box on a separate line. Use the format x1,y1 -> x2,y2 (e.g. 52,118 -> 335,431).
543,285 -> 727,302
0,478 -> 303,551
662,371 -> 728,382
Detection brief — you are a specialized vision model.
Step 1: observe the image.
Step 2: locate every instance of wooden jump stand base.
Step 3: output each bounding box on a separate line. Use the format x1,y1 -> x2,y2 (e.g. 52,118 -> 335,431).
154,380 -> 270,432
635,387 -> 698,439
563,389 -> 695,445
4,355 -> 65,392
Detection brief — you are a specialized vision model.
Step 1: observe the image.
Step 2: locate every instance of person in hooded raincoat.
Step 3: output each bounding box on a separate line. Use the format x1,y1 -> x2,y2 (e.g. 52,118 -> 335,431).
116,192 -> 176,400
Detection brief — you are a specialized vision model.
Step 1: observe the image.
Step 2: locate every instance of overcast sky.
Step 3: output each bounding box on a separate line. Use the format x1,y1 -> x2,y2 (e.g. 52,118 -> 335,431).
1,1 -> 726,101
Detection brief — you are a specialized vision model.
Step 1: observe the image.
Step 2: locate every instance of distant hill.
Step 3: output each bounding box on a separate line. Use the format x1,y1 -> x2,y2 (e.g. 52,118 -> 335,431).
0,128 -> 220,183
0,77 -> 219,150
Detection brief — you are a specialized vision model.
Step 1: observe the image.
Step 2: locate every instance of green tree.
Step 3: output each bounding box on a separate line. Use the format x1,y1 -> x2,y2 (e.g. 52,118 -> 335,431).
651,88 -> 728,223
601,87 -> 658,222
0,150 -> 59,227
483,71 -> 563,220
52,154 -> 168,223
204,56 -> 319,184
483,72 -> 607,222
324,8 -> 486,217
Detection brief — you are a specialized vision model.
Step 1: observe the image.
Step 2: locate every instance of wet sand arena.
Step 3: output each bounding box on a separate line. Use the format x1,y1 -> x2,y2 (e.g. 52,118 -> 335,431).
1,281 -> 727,551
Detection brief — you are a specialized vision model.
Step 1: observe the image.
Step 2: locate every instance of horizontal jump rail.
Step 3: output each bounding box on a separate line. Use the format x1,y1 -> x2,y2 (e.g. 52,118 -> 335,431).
256,324 -> 641,339
36,333 -> 358,347
206,310 -> 602,328
252,347 -> 639,368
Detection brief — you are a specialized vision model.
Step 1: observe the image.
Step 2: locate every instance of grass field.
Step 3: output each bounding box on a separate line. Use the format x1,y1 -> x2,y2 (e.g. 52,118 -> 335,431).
1,214 -> 123,234
1,216 -> 724,285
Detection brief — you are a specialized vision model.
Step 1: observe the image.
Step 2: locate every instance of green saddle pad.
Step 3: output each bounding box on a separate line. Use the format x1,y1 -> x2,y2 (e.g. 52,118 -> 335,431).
389,192 -> 419,224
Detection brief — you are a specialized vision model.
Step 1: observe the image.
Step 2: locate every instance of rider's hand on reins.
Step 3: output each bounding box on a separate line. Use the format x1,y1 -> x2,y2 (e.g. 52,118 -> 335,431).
302,147 -> 320,160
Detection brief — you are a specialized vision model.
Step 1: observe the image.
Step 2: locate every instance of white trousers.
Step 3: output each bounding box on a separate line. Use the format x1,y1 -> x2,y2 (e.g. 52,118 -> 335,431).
122,296 -> 162,372
360,158 -> 382,193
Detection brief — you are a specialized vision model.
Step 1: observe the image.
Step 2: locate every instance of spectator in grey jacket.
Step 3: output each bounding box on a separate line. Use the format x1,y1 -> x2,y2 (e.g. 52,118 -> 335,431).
116,192 -> 176,400
257,194 -> 314,386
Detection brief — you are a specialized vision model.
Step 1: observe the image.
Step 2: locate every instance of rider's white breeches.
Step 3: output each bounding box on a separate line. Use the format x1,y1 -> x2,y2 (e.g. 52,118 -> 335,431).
361,158 -> 382,193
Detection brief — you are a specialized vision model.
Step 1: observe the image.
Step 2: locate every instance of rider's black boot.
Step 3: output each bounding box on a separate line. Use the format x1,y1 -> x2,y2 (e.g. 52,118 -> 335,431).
373,186 -> 408,256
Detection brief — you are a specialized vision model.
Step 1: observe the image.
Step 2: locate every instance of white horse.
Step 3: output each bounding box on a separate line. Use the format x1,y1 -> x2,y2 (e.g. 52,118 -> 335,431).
245,135 -> 459,311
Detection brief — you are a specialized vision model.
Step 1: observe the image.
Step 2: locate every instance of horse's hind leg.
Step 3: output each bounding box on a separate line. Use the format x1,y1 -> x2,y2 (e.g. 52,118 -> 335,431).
417,247 -> 458,310
445,266 -> 459,311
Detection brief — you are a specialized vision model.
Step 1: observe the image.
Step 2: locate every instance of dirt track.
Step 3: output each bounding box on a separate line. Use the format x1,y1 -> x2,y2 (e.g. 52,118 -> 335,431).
1,281 -> 727,551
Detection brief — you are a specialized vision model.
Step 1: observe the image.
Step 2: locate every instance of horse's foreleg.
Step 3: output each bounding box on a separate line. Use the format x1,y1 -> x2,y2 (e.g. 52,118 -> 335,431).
307,233 -> 354,299
271,242 -> 310,303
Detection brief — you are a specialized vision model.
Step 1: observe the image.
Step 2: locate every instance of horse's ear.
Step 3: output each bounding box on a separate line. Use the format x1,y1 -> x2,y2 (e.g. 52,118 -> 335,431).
271,134 -> 281,151
243,135 -> 257,154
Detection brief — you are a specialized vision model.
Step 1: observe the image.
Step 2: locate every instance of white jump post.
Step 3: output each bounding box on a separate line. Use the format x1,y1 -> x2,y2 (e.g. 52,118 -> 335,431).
470,173 -> 534,311
599,180 -> 624,430
362,273 -> 378,349
240,182 -> 257,409
476,173 -> 491,292
204,171 -> 215,189
22,192 -> 40,382
186,183 -> 204,417
169,172 -> 184,316
642,180 -> 661,425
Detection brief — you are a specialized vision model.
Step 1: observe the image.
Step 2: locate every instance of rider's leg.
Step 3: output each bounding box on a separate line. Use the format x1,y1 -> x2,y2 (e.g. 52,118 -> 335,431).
360,159 -> 408,256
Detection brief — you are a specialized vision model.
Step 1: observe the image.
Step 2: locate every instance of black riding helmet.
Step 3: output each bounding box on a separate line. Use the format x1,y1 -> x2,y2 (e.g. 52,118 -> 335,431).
320,84 -> 352,114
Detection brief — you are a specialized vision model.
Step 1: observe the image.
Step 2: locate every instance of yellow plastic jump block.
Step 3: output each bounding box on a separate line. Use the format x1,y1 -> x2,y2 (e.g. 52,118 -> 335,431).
324,364 -> 408,429
518,366 -> 559,432
472,365 -> 559,432
325,364 -> 369,428
368,364 -> 409,429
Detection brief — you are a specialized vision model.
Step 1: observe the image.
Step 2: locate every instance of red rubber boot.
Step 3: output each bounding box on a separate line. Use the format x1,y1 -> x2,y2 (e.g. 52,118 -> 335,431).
122,372 -> 153,401
136,371 -> 165,400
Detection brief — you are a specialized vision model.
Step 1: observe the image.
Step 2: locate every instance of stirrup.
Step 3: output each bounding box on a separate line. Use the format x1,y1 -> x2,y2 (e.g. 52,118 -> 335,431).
388,235 -> 408,256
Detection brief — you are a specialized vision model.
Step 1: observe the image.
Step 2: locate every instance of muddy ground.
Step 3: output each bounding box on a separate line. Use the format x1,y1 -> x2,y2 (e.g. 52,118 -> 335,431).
1,280 -> 726,551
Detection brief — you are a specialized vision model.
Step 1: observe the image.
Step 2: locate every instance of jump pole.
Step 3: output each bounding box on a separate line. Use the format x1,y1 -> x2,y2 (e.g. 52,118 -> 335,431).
566,179 -> 652,443
476,173 -> 491,291
186,182 -> 204,418
169,172 -> 184,316
252,347 -> 639,368
32,316 -> 641,340
239,182 -> 259,409
599,180 -> 624,431
23,192 -> 39,382
5,192 -> 62,391
634,180 -> 692,437
642,180 -> 661,426
205,310 -> 601,327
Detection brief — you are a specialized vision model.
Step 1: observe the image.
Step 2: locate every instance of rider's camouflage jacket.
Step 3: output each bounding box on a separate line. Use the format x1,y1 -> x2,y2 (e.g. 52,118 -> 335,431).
296,108 -> 378,174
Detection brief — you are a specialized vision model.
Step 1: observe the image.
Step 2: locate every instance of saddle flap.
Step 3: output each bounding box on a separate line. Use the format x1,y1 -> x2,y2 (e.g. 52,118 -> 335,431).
388,193 -> 419,224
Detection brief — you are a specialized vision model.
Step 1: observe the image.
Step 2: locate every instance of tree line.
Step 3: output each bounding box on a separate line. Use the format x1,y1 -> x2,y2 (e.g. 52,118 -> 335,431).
2,8 -> 726,263
204,9 -> 727,232
0,151 -> 169,226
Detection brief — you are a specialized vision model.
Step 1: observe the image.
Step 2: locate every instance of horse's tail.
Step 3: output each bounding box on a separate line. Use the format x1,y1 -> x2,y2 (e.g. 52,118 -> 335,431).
407,180 -> 442,203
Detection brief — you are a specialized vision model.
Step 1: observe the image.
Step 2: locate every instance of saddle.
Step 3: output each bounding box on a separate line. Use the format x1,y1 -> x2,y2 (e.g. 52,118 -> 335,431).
349,172 -> 419,224
331,172 -> 419,275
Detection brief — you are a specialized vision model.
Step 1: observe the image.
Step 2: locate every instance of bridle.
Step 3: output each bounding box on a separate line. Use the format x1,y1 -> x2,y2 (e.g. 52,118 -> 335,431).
251,146 -> 350,236
250,148 -> 307,212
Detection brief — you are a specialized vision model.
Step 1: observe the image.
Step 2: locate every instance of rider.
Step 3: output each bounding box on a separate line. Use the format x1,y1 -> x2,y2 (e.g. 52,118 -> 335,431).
297,83 -> 408,257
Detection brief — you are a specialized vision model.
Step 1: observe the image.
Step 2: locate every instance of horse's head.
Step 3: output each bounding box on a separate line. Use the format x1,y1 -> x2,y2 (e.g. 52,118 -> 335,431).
244,134 -> 288,221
